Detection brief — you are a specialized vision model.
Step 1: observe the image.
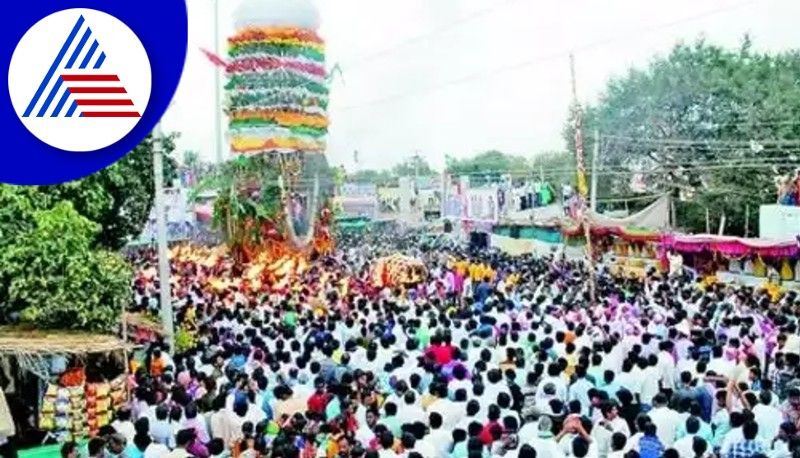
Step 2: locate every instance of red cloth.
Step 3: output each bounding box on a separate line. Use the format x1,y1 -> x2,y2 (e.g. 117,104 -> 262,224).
479,421 -> 502,445
426,344 -> 455,366
308,392 -> 330,414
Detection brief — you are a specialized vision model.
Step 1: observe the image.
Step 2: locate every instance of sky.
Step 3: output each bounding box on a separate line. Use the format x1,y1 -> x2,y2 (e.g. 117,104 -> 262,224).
161,0 -> 800,172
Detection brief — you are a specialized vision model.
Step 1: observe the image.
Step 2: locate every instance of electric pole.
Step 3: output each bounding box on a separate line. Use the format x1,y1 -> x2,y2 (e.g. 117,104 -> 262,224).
153,123 -> 174,352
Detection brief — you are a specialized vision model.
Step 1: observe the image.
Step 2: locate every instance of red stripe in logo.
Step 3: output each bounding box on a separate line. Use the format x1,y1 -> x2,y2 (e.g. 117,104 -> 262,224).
81,111 -> 141,117
61,74 -> 120,81
68,87 -> 127,93
75,99 -> 134,106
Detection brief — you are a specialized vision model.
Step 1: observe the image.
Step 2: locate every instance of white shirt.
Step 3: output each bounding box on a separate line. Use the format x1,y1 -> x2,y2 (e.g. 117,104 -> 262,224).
397,403 -> 426,426
427,428 -> 453,458
720,427 -> 743,457
649,406 -> 681,447
143,443 -> 171,458
537,376 -> 568,403
111,420 -> 136,443
616,371 -> 643,401
657,351 -> 676,390
428,398 -> 462,431
640,367 -> 660,405
673,435 -> 696,458
569,378 -> 594,415
414,439 -> 438,458
378,448 -> 399,458
753,404 -> 782,442
708,358 -> 734,379
528,437 -> 566,458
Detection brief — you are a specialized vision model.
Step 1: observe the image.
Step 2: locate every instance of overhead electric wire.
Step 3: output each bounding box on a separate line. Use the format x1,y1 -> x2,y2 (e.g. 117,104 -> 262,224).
339,0 -> 759,111
600,134 -> 800,147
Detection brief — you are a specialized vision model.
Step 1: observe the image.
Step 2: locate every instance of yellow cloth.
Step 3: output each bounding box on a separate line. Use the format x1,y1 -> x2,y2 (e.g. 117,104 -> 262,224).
764,281 -> 782,302
780,259 -> 794,281
753,257 -> 767,278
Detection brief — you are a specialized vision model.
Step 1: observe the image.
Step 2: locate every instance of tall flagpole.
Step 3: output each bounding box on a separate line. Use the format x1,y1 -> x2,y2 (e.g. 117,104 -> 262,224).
569,53 -> 597,306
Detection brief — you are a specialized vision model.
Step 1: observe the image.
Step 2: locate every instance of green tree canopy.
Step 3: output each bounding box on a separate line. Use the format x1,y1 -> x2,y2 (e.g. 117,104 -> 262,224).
40,133 -> 178,249
0,202 -> 131,331
446,150 -> 531,176
0,134 -> 177,331
566,39 -> 800,235
392,155 -> 436,177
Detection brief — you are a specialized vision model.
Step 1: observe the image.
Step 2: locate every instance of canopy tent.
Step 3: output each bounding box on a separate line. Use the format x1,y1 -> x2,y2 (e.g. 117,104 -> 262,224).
502,204 -> 563,227
562,194 -> 671,241
335,216 -> 370,233
0,327 -> 130,380
662,233 -> 800,258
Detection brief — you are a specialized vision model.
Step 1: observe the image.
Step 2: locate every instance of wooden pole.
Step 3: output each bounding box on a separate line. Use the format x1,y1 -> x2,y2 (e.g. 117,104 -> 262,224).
569,53 -> 597,306
705,207 -> 711,233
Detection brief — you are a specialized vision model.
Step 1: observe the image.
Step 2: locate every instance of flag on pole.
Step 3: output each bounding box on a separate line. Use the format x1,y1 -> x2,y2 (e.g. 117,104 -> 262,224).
573,108 -> 589,198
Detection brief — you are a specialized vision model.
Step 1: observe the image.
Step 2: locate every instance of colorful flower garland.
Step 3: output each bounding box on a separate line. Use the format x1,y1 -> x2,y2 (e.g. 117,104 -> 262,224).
226,26 -> 328,155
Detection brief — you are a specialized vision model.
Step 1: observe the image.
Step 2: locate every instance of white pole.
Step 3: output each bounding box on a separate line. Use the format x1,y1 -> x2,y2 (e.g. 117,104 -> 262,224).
590,129 -> 599,213
744,204 -> 750,237
213,0 -> 223,164
153,124 -> 174,352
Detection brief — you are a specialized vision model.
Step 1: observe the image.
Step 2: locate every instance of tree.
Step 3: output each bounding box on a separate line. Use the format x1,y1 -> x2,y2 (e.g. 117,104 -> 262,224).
39,133 -> 178,249
532,151 -> 577,184
0,202 -> 131,331
446,150 -> 532,186
348,169 -> 395,186
392,155 -> 436,177
565,39 -> 800,235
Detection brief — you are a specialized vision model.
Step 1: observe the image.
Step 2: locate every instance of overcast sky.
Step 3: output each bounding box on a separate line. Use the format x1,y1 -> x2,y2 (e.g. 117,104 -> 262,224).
161,0 -> 800,171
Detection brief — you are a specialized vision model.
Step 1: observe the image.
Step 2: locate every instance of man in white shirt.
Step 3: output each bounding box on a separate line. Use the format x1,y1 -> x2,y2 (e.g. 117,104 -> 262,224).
616,361 -> 643,403
648,394 -> 681,447
636,356 -> 659,407
397,391 -> 426,426
657,342 -> 676,393
427,412 -> 453,458
537,364 -> 568,404
427,385 -> 461,431
673,417 -> 701,458
752,391 -> 782,443
719,412 -> 748,458
110,408 -> 136,443
569,366 -> 594,416
527,417 -> 566,458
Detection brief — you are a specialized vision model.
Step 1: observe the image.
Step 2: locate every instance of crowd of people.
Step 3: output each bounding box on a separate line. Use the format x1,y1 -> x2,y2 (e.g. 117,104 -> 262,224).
66,228 -> 800,458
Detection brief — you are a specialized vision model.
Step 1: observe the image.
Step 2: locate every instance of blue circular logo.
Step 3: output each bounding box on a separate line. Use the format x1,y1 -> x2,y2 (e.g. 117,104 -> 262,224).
2,0 -> 187,185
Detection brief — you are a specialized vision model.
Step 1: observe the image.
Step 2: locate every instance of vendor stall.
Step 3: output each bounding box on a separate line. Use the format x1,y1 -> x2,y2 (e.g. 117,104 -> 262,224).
0,328 -> 131,445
